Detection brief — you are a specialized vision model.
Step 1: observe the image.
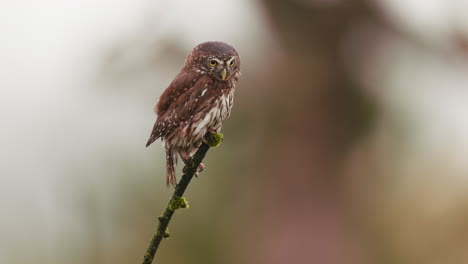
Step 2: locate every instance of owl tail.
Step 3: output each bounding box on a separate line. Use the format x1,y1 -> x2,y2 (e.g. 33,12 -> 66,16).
165,146 -> 178,187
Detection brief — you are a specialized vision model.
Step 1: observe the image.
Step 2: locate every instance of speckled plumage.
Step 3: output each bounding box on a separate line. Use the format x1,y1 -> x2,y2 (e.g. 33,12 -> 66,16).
146,42 -> 240,187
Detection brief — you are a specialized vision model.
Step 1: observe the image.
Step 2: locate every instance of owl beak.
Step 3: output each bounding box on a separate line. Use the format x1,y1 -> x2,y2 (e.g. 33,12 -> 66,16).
220,68 -> 227,80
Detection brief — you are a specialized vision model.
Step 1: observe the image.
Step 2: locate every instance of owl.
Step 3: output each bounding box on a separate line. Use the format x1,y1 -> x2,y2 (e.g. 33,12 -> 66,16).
146,41 -> 241,187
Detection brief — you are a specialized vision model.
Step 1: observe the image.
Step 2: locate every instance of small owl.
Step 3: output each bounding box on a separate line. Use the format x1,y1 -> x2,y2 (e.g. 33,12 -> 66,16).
146,41 -> 241,187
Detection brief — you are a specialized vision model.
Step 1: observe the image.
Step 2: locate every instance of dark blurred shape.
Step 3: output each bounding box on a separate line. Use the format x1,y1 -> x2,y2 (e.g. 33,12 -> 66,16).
238,0 -> 379,263
453,31 -> 468,55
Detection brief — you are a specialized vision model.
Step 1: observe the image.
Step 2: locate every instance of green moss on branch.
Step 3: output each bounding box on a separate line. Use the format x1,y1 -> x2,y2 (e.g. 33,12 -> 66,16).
206,132 -> 223,147
168,196 -> 189,211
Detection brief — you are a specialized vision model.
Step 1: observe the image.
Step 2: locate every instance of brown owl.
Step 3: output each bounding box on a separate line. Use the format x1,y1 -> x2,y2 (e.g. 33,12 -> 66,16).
146,41 -> 241,187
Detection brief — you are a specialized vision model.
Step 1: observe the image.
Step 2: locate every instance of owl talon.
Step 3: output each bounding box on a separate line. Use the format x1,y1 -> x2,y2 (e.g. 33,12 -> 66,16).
198,163 -> 204,173
194,163 -> 204,178
182,162 -> 204,176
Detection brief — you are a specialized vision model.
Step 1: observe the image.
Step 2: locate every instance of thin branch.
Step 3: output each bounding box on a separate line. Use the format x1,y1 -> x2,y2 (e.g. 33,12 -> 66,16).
141,133 -> 223,264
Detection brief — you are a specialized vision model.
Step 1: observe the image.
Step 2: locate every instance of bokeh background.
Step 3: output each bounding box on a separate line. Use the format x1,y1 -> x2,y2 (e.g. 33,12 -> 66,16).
2,0 -> 468,263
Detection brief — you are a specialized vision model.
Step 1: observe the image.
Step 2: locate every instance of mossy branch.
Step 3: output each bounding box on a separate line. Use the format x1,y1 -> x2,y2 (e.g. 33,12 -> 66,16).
141,133 -> 223,264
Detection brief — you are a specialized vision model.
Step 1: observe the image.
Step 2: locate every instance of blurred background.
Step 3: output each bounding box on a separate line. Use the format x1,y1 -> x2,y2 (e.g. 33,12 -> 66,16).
1,0 -> 468,263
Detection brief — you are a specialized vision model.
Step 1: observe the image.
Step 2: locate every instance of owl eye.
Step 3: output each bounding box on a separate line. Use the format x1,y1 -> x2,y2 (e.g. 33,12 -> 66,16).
229,60 -> 235,67
209,60 -> 217,66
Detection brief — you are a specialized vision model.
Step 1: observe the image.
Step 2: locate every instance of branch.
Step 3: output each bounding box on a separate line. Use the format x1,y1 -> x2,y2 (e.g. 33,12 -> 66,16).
141,132 -> 224,264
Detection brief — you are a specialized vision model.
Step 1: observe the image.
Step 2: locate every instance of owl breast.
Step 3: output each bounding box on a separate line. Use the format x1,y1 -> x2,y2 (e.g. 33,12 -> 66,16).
172,88 -> 234,150
192,90 -> 233,137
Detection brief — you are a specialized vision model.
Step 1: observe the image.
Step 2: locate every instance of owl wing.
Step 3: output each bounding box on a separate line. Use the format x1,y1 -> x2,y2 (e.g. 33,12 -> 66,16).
155,67 -> 199,116
146,71 -> 215,147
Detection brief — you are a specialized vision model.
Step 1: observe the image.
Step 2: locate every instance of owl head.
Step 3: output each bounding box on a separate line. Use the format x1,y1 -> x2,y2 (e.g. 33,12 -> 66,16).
187,41 -> 240,81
